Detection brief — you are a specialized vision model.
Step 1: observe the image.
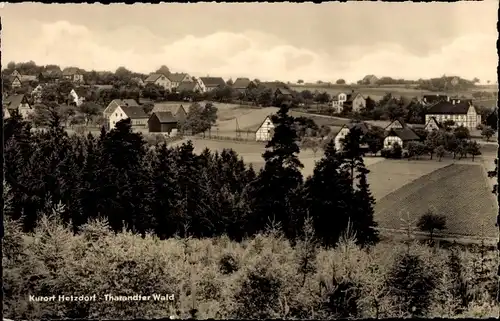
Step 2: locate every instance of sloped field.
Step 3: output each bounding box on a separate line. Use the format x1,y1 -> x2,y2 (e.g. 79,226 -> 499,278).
374,164 -> 498,238
366,160 -> 449,201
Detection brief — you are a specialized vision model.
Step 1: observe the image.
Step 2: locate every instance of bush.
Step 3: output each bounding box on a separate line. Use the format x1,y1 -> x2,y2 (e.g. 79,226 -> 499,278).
3,218 -> 498,319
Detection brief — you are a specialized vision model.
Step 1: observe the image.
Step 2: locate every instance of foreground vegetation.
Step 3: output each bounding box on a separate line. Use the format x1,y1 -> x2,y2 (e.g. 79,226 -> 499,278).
3,214 -> 498,320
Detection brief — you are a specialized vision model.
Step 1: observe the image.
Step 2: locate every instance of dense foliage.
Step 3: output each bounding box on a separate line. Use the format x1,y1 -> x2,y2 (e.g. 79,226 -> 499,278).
4,106 -> 378,249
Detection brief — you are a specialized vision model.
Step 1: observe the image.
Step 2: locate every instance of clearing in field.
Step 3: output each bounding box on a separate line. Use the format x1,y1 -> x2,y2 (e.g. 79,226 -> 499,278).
374,164 -> 498,238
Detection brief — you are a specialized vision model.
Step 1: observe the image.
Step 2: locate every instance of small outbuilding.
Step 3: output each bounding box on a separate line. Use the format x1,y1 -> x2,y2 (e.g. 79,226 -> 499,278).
148,111 -> 178,135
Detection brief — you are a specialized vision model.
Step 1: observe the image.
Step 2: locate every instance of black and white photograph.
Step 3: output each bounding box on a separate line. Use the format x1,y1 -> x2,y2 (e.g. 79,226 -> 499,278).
2,1 -> 499,319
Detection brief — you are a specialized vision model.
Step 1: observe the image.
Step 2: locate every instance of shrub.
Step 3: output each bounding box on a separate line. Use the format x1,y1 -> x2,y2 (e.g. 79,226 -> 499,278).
219,252 -> 240,275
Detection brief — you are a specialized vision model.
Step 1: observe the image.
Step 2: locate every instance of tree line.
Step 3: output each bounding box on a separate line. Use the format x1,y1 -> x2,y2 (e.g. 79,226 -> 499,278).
4,105 -> 379,248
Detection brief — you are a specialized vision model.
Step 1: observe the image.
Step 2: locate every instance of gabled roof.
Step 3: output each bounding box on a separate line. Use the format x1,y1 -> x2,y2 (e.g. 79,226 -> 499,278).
177,82 -> 199,92
232,78 -> 252,89
152,103 -> 187,115
199,77 -> 226,87
275,87 -> 292,95
427,101 -> 474,115
3,94 -> 28,109
424,117 -> 443,130
168,73 -> 188,82
109,99 -> 140,107
119,106 -> 148,119
73,87 -> 89,97
254,114 -> 275,133
346,121 -> 370,134
386,128 -> 420,141
145,73 -> 168,83
21,75 -> 37,82
384,118 -> 406,130
152,111 -> 177,123
62,67 -> 82,76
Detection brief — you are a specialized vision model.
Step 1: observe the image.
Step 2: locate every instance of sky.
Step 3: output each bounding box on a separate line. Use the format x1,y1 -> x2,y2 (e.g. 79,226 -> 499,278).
1,2 -> 498,83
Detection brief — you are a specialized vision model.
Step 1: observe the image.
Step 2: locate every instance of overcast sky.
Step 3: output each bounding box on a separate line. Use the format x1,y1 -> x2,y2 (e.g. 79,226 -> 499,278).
2,2 -> 498,83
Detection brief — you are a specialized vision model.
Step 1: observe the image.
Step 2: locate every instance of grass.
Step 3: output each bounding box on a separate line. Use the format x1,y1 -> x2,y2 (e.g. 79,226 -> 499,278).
374,164 -> 499,238
366,160 -> 450,200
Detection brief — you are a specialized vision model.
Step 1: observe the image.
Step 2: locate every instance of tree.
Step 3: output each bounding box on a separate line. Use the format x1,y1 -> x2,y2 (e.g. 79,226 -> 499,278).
365,96 -> 377,111
226,78 -> 234,86
417,211 -> 446,241
435,145 -> 445,161
466,141 -> 481,161
246,105 -> 304,240
202,102 -> 218,135
301,138 -> 320,157
443,119 -> 455,131
387,252 -> 437,317
453,126 -> 470,141
304,139 -> 353,247
297,79 -> 304,84
79,102 -> 100,126
336,79 -> 346,85
362,127 -> 384,156
184,102 -> 206,135
481,126 -> 495,142
154,65 -> 171,75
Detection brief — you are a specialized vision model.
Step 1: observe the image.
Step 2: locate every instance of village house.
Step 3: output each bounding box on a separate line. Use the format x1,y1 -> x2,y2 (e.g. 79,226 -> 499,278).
38,70 -> 61,84
103,99 -> 141,129
148,111 -> 179,136
260,82 -> 294,101
198,77 -> 226,93
69,87 -> 88,107
3,94 -> 34,119
108,105 -> 149,130
383,119 -> 420,149
62,68 -> 85,83
334,121 -> 369,151
3,107 -> 11,119
425,100 -> 481,130
144,73 -> 172,90
168,73 -> 192,90
255,115 -> 275,142
151,103 -> 188,123
332,91 -> 366,113
232,78 -> 255,94
424,117 -> 443,132
176,82 -> 201,93
31,84 -> 45,103
9,72 -> 38,88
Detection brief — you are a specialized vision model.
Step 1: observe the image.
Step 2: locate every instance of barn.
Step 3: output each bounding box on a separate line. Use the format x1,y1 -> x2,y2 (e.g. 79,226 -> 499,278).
148,112 -> 178,135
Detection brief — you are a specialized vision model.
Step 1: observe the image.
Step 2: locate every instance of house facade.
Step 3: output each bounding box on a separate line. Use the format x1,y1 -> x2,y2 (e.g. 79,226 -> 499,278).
255,116 -> 275,141
232,78 -> 255,93
334,122 -> 369,151
332,91 -> 365,113
168,73 -> 192,90
108,106 -> 148,130
151,104 -> 188,123
144,74 -> 172,90
349,93 -> 366,112
69,88 -> 87,107
148,111 -> 178,135
62,68 -> 84,83
103,99 -> 141,129
424,117 -> 442,132
198,77 -> 226,93
383,120 -> 420,149
425,100 -> 481,130
3,94 -> 33,119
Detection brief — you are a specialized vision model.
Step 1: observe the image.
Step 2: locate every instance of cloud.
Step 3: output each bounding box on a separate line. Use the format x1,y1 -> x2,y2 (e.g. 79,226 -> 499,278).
3,20 -> 497,83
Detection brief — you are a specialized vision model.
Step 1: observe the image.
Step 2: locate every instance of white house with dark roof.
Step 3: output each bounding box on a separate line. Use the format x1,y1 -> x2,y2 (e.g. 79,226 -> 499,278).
168,73 -> 192,90
3,94 -> 33,119
62,67 -> 84,83
198,77 -> 226,93
334,122 -> 370,151
255,115 -> 275,141
176,81 -> 201,93
103,99 -> 141,129
425,100 -> 481,130
383,119 -> 420,149
424,117 -> 443,132
69,87 -> 88,106
144,73 -> 172,90
109,105 -> 149,130
332,90 -> 366,113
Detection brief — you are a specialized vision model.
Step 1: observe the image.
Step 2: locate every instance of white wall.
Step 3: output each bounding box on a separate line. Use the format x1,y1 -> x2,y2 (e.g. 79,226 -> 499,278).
256,117 -> 274,141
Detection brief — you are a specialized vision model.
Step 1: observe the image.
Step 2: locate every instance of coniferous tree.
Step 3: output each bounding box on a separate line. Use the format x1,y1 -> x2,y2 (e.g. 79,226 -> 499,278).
247,105 -> 305,239
304,139 -> 353,247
